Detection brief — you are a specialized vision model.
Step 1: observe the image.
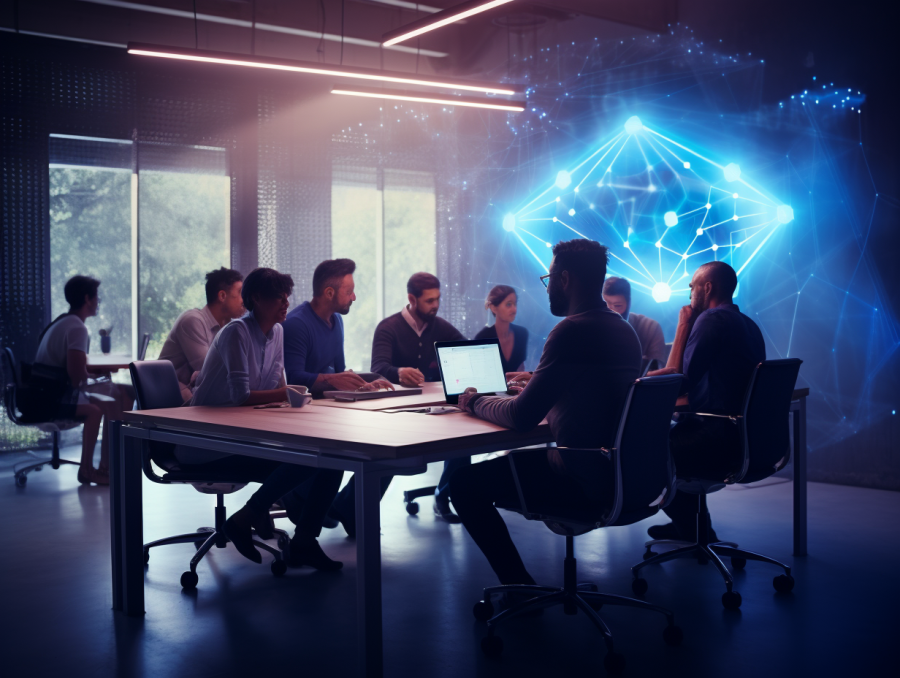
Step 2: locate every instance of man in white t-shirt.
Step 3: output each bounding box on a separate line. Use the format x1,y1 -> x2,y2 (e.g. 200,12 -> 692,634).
33,275 -> 133,486
157,267 -> 245,402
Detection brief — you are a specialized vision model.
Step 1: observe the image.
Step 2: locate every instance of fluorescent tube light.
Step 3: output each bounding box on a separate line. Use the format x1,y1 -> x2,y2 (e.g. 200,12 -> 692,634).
127,43 -> 520,96
331,86 -> 525,112
382,0 -> 515,47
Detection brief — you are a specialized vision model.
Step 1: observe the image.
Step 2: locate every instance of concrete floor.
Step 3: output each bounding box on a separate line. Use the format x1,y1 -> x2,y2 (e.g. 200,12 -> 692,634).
1,446 -> 897,678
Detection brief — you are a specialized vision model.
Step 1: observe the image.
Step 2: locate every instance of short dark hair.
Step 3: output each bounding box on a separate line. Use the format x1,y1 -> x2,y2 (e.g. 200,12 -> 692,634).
407,272 -> 441,298
551,239 -> 609,293
602,276 -> 631,301
312,258 -> 356,298
64,275 -> 101,310
699,261 -> 738,299
486,285 -> 516,316
241,267 -> 294,312
205,267 -> 243,306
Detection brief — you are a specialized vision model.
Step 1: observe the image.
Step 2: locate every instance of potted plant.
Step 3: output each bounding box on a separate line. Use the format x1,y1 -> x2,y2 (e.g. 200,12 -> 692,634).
99,327 -> 113,354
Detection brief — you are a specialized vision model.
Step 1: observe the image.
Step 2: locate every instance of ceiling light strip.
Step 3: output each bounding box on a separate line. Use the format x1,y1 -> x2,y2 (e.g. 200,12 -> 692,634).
127,43 -> 520,96
331,86 -> 525,112
382,0 -> 515,47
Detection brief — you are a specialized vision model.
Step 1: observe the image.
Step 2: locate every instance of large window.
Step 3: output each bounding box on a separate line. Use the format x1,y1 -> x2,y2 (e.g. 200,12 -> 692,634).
332,166 -> 436,372
49,135 -> 230,360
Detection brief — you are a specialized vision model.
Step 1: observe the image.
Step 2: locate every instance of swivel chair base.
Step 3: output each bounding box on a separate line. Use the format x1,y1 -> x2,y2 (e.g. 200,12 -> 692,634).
631,493 -> 795,609
14,431 -> 80,487
473,535 -> 682,675
143,492 -> 289,589
402,484 -> 437,515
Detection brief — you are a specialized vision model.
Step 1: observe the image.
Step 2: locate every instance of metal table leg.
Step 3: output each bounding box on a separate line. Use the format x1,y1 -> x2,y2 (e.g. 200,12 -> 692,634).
792,397 -> 808,556
120,428 -> 145,615
110,420 -> 123,611
355,465 -> 384,678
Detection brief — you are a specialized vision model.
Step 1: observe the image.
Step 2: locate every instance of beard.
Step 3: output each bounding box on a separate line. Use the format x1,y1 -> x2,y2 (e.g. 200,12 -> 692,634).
548,286 -> 569,317
414,306 -> 437,323
337,302 -> 352,316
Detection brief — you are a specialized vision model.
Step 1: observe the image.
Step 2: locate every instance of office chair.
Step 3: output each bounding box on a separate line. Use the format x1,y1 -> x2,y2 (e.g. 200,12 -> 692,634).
473,375 -> 685,675
631,359 -> 802,610
3,347 -> 83,487
129,360 -> 289,589
137,333 -> 151,361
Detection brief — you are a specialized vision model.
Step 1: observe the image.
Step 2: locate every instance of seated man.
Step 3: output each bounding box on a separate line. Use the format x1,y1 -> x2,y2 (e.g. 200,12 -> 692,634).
158,267 -> 245,402
181,267 -> 344,570
368,272 -> 468,524
647,261 -> 765,541
603,276 -> 668,368
451,239 -> 642,586
282,258 -> 387,394
30,275 -> 134,486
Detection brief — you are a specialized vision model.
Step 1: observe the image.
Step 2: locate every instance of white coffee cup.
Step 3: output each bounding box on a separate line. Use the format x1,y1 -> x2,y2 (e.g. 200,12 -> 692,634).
287,385 -> 312,408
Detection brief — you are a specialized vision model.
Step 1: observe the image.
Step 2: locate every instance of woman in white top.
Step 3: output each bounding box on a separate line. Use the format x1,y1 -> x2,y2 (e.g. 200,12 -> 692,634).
32,276 -> 132,486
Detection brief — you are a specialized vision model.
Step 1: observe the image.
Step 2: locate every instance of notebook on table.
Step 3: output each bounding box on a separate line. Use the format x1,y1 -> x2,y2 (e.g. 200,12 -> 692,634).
323,388 -> 422,402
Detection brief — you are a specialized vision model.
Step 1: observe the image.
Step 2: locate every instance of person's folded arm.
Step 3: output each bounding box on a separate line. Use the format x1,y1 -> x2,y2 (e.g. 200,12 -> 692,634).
220,326 -> 252,405
682,313 -> 717,395
370,323 -> 400,384
282,317 -> 319,388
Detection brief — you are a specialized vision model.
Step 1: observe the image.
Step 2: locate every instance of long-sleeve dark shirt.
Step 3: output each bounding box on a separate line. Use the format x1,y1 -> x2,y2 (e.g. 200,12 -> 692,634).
474,323 -> 529,374
370,312 -> 465,384
281,301 -> 346,389
682,303 -> 765,414
473,306 -> 642,452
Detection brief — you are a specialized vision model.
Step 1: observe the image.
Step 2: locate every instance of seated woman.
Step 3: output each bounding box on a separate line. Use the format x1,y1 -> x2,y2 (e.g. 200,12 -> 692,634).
181,267 -> 344,571
31,275 -> 133,486
474,285 -> 529,375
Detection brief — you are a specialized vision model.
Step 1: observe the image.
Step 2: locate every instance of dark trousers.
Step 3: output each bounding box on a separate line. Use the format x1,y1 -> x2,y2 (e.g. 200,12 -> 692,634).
663,416 -> 742,532
435,456 -> 471,502
449,450 -> 598,585
330,474 -> 393,525
187,456 -> 343,542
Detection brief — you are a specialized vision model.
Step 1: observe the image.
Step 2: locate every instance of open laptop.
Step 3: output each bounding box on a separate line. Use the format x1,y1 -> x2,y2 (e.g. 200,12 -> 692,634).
434,338 -> 509,405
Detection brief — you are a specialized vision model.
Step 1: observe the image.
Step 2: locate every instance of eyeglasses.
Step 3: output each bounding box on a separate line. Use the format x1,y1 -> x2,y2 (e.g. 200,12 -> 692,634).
539,272 -> 553,288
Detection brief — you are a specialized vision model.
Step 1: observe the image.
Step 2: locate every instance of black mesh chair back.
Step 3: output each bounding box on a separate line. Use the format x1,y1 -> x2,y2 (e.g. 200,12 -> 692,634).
138,333 -> 151,361
2,347 -> 21,424
129,360 -> 184,472
736,358 -> 802,484
607,374 -> 683,526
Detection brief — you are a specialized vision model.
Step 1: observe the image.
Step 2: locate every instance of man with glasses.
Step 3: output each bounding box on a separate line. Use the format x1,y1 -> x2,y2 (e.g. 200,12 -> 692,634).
450,239 -> 643,587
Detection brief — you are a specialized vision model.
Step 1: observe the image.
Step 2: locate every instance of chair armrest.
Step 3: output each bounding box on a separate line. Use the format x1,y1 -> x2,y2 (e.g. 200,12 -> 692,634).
683,412 -> 742,421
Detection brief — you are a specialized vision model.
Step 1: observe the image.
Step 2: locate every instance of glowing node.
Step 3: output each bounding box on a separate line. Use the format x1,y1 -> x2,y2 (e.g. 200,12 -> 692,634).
683,161 -> 691,169
664,211 -> 678,227
574,187 -> 579,193
597,181 -> 604,187
712,244 -> 719,251
647,165 -> 654,171
555,170 -> 572,189
545,242 -> 551,248
647,184 -> 657,192
655,241 -> 662,248
555,196 -> 561,202
732,215 -> 739,221
732,193 -> 739,199
589,203 -> 595,209
706,203 -> 712,209
624,115 -> 643,134
724,163 -> 742,182
696,228 -> 703,235
502,214 -> 516,232
568,208 -> 576,217
682,254 -> 688,260
651,282 -> 672,303
777,205 -> 795,224
627,227 -> 634,235
552,216 -> 558,222
623,241 -> 630,248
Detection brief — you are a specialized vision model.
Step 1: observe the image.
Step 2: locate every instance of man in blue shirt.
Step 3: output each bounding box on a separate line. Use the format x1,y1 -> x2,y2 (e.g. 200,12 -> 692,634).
648,261 -> 765,540
282,258 -> 373,393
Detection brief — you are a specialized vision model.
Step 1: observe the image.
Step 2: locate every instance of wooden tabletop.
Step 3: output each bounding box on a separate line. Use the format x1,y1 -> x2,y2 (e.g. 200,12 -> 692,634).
792,388 -> 810,400
121,402 -> 551,460
310,382 -> 447,411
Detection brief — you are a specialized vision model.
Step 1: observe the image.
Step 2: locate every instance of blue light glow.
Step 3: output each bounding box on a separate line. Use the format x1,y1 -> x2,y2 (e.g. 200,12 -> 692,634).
777,205 -> 795,224
624,115 -> 643,134
555,170 -> 572,189
502,213 -> 516,232
724,163 -> 742,182
664,211 -> 678,227
651,282 -> 672,303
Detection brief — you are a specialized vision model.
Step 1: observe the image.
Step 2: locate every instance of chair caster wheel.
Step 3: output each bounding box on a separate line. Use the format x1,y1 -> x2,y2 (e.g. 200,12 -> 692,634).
472,600 -> 494,621
34,465 -> 43,472
15,474 -> 27,487
663,624 -> 684,646
731,556 -> 747,570
405,502 -> 419,515
632,578 -> 648,596
51,462 -> 60,470
481,634 -> 503,657
604,651 -> 626,675
143,550 -> 150,565
277,534 -> 290,552
722,590 -> 742,610
773,574 -> 794,593
642,550 -> 657,560
180,571 -> 198,589
271,560 -> 287,577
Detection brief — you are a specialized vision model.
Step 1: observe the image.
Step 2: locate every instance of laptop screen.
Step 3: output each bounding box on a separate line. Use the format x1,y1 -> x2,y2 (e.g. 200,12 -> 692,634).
435,339 -> 508,404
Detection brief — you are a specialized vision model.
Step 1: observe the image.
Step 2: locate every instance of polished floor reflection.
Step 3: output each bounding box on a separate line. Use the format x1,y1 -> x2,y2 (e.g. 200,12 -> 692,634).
1,447 -> 897,678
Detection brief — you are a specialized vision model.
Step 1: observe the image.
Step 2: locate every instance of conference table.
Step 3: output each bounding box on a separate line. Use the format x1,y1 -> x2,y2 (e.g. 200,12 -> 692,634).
109,382 -> 810,676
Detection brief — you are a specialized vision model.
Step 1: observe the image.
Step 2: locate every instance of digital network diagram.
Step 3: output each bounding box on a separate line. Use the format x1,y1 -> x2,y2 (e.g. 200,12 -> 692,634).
502,115 -> 794,304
